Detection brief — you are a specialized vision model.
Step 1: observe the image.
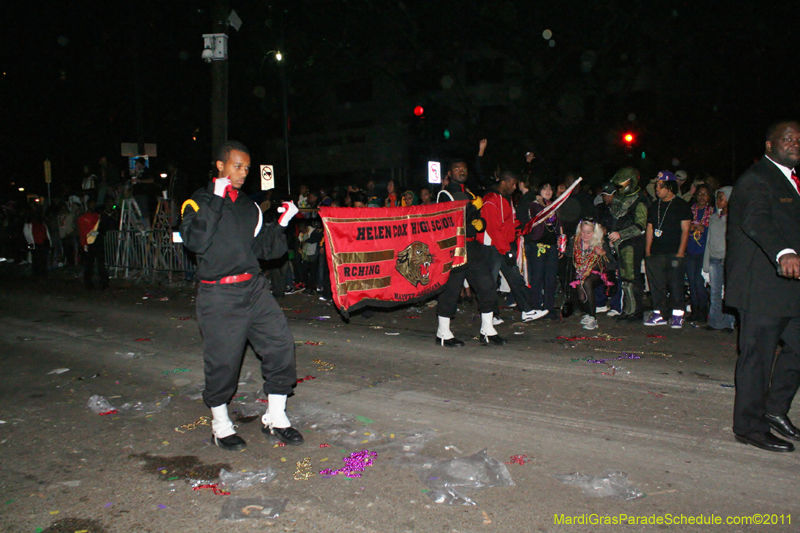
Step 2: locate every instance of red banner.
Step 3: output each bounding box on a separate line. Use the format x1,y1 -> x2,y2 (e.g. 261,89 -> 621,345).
319,202 -> 467,316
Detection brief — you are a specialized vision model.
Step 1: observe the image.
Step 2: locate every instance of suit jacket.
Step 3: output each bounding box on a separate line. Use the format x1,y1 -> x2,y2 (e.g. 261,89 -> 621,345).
726,157 -> 800,316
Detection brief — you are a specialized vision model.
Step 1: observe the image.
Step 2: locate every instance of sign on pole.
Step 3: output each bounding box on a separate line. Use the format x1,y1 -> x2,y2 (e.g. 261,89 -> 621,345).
260,165 -> 275,190
44,159 -> 52,184
427,161 -> 441,184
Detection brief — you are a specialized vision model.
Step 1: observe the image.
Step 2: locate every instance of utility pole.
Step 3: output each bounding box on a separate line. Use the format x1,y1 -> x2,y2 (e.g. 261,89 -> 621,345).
210,0 -> 229,158
279,9 -> 291,195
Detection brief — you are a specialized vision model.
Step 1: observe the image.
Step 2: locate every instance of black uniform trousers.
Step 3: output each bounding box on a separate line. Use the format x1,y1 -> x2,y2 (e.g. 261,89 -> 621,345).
196,274 -> 296,408
733,311 -> 800,436
437,241 -> 497,318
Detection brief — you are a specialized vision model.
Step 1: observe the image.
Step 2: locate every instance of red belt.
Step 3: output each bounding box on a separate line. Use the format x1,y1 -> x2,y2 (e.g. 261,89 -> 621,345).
200,273 -> 253,285
466,237 -> 476,242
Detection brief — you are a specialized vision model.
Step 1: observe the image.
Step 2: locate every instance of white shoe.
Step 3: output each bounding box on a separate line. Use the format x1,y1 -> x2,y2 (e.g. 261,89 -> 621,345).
580,314 -> 592,325
582,316 -> 598,330
606,309 -> 621,317
492,316 -> 505,326
595,305 -> 609,313
522,309 -> 549,322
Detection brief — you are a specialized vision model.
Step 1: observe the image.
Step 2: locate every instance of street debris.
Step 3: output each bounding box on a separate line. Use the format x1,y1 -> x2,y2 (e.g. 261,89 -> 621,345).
87,395 -> 117,416
293,458 -> 314,480
192,482 -> 230,496
219,467 -> 277,490
418,449 -> 514,505
319,449 -> 377,478
553,470 -> 643,500
174,415 -> 211,434
312,359 -> 335,371
557,334 -> 621,341
218,497 -> 288,520
504,454 -> 533,465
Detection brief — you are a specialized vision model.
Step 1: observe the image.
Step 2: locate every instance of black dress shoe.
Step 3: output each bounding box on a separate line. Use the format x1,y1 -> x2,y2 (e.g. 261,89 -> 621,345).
262,425 -> 304,446
734,431 -> 795,452
765,413 -> 800,441
480,333 -> 507,346
213,433 -> 247,451
435,336 -> 465,348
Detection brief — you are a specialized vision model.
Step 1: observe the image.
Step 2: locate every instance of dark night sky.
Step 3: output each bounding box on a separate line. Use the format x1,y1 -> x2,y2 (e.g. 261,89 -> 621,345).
3,1 -> 799,197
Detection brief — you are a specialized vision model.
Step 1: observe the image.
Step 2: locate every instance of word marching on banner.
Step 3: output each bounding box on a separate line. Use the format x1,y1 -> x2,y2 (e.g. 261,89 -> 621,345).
319,201 -> 468,317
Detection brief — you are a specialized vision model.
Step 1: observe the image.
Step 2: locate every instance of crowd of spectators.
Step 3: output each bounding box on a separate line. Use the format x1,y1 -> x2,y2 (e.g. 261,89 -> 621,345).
277,139 -> 732,334
2,145 -> 731,330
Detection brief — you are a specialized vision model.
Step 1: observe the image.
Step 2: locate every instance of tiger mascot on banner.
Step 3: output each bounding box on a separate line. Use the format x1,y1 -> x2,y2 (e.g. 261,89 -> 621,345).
395,241 -> 433,287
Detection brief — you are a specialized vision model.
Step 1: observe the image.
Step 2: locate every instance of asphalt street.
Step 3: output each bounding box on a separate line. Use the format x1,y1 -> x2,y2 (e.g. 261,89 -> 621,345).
1,274 -> 798,533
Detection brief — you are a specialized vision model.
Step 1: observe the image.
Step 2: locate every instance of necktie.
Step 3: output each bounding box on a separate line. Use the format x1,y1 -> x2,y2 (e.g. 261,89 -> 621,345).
792,170 -> 800,195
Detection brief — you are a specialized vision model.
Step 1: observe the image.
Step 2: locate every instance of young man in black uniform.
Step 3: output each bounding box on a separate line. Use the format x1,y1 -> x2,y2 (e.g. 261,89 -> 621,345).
435,159 -> 505,347
180,140 -> 303,451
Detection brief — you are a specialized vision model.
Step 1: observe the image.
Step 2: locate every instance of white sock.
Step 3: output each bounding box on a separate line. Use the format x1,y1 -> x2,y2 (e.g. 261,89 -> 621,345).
210,405 -> 236,439
480,312 -> 498,336
262,394 -> 291,428
672,309 -> 684,317
436,316 -> 454,340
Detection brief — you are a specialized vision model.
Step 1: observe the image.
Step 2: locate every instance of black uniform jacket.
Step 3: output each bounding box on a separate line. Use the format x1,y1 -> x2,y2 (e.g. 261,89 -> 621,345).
726,157 -> 800,316
180,183 -> 288,281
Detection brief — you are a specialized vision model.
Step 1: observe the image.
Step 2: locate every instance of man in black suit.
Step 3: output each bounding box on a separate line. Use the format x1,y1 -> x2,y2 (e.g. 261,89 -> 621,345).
727,120 -> 800,452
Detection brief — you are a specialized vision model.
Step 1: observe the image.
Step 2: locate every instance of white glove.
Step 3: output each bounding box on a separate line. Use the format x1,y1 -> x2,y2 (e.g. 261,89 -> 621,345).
214,177 -> 231,198
277,201 -> 299,227
701,270 -> 710,285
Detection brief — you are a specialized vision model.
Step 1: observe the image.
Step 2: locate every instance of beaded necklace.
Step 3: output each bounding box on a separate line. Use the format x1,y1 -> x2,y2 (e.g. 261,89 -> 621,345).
572,238 -> 607,283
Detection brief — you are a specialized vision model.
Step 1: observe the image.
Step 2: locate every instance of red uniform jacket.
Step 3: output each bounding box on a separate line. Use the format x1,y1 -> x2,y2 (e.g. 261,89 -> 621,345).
479,191 -> 516,255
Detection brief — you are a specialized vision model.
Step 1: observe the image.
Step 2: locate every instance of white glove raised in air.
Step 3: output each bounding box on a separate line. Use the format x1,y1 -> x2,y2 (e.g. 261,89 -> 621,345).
277,201 -> 299,227
214,177 -> 231,198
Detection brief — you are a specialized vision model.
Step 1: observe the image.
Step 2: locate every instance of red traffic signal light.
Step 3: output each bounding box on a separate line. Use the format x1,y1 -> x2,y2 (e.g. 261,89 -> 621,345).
623,132 -> 635,144
413,105 -> 425,117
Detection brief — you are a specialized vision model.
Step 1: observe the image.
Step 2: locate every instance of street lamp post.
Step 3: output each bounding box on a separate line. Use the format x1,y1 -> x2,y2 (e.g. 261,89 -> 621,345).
278,52 -> 291,196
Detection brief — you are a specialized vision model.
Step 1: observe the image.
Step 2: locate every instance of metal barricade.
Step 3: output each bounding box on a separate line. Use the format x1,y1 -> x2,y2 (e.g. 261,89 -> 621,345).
104,230 -> 196,280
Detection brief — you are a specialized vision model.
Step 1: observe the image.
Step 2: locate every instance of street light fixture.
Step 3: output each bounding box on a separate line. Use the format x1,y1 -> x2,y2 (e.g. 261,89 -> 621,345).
263,50 -> 290,194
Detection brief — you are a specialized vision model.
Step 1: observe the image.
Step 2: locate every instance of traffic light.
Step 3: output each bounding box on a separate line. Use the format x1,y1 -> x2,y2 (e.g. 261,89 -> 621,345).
623,132 -> 635,145
413,105 -> 424,117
